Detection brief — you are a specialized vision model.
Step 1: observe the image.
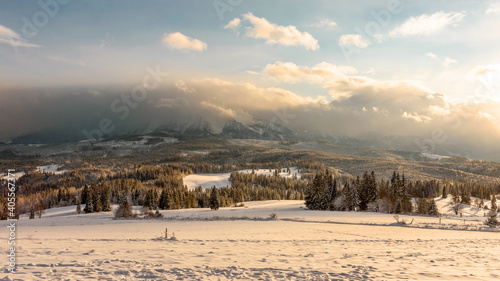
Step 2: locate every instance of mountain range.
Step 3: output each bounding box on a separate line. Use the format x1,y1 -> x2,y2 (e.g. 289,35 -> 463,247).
7,116 -> 500,162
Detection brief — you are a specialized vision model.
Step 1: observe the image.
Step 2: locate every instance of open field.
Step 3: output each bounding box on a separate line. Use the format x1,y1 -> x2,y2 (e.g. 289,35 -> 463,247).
1,200 -> 499,280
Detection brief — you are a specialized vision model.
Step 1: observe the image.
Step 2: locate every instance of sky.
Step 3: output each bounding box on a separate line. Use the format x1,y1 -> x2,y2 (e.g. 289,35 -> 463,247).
1,0 -> 500,157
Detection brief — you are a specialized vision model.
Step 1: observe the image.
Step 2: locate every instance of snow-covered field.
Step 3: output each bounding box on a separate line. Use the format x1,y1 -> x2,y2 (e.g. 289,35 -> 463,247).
0,164 -> 66,180
1,200 -> 499,280
36,164 -> 66,174
183,167 -> 302,190
421,152 -> 451,160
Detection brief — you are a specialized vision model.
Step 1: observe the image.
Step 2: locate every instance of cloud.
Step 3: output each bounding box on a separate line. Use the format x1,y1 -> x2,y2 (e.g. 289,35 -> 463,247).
2,77 -> 500,159
443,57 -> 457,68
401,111 -> 432,123
426,52 -> 438,59
224,18 -> 241,31
486,3 -> 500,15
241,12 -> 319,50
338,34 -> 370,48
477,111 -> 497,122
309,18 -> 337,29
472,64 -> 500,77
48,56 -> 86,67
390,12 -> 465,37
162,32 -> 207,52
261,61 -> 378,97
262,61 -> 357,84
0,24 -> 40,48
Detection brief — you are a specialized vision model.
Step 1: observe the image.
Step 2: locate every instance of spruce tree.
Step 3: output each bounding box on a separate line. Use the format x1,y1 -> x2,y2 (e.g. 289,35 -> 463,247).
76,198 -> 82,214
93,189 -> 103,212
159,189 -> 167,209
101,189 -> 111,212
485,211 -> 499,227
144,190 -> 153,210
359,171 -> 377,211
115,187 -> 134,218
209,187 -> 220,210
491,194 -> 497,212
429,199 -> 439,216
401,184 -> 413,213
305,174 -> 323,210
84,189 -> 94,213
29,206 -> 35,219
327,178 -> 337,210
81,185 -> 89,204
394,200 -> 402,214
344,181 -> 359,211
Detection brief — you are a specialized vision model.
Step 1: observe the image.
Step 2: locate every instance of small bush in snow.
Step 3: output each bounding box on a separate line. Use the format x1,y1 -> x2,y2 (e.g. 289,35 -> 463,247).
269,213 -> 278,219
485,211 -> 499,227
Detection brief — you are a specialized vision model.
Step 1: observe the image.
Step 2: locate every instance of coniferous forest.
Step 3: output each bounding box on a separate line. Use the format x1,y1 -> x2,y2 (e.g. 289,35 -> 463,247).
1,155 -> 499,220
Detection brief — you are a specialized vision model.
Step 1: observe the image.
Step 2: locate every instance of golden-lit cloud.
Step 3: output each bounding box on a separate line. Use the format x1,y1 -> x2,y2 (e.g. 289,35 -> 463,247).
241,13 -> 319,50
224,18 -> 241,31
262,61 -> 357,84
162,32 -> 207,52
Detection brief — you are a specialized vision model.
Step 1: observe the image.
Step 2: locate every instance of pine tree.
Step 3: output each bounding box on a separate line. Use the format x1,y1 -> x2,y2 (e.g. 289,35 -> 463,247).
36,200 -> 44,218
29,206 -> 35,219
343,182 -> 359,211
81,185 -> 89,204
429,199 -> 439,216
209,187 -> 220,210
159,189 -> 167,209
144,189 -> 153,210
84,189 -> 94,213
0,197 -> 9,220
327,178 -> 337,210
305,174 -> 323,210
394,200 -> 402,214
359,171 -> 377,211
401,183 -> 413,214
485,211 -> 499,227
76,197 -> 82,214
491,194 -> 497,212
93,189 -> 103,212
115,187 -> 134,218
101,189 -> 111,212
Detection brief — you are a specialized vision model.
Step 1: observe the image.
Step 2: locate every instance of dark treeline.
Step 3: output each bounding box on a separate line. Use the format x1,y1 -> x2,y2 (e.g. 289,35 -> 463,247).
2,158 -> 499,219
305,171 -> 500,216
0,159 -> 325,218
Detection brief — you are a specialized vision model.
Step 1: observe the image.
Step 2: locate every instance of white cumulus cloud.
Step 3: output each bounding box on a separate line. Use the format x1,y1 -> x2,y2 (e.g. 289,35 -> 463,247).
224,18 -> 241,31
390,12 -> 465,37
338,34 -> 370,48
426,52 -> 438,59
162,32 -> 207,52
242,12 -> 319,50
443,57 -> 457,68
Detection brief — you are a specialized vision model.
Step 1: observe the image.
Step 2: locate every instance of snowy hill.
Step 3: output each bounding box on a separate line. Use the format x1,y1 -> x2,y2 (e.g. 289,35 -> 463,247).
183,167 -> 302,190
220,119 -> 295,141
3,200 -> 499,280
